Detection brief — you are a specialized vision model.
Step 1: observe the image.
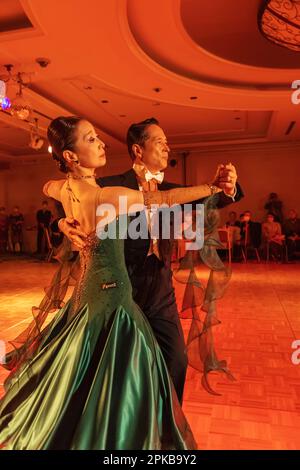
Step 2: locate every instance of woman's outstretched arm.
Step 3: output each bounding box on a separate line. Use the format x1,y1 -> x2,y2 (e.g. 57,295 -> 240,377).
96,184 -> 221,214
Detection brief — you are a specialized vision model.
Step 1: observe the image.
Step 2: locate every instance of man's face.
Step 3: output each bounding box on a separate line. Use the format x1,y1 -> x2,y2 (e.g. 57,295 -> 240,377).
244,212 -> 251,222
139,125 -> 170,173
289,210 -> 297,220
42,204 -> 48,210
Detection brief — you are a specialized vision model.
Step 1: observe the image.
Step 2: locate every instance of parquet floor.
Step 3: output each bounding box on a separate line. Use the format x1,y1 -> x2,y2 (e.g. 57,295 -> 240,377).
1,257 -> 300,449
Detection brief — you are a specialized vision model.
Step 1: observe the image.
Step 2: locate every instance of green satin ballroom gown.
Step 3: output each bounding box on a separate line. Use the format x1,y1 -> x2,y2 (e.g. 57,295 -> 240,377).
0,218 -> 196,450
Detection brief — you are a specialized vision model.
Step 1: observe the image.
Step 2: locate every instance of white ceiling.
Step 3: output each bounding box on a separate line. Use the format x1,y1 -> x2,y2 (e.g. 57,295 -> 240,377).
0,0 -> 299,164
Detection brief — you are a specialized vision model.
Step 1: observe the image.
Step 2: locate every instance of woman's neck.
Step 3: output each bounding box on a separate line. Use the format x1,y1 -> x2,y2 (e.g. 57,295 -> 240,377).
71,166 -> 95,178
67,167 -> 97,186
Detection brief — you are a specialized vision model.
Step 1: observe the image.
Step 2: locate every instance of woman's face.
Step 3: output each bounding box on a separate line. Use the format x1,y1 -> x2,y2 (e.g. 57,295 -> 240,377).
72,120 -> 106,169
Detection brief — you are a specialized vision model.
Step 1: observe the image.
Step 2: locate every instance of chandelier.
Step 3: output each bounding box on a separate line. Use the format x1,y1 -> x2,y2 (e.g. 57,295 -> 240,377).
10,77 -> 32,120
0,79 -> 11,110
0,66 -> 32,119
259,0 -> 300,52
29,118 -> 44,150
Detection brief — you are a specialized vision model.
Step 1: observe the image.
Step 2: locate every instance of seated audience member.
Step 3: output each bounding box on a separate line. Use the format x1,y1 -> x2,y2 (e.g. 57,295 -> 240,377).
264,192 -> 283,223
226,211 -> 241,228
283,209 -> 300,261
262,213 -> 285,261
240,211 -> 262,249
225,211 -> 241,260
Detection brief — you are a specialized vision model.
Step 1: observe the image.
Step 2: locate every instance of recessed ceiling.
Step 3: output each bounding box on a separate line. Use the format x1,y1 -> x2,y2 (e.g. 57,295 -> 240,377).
180,0 -> 299,68
0,0 -> 299,163
0,0 -> 33,33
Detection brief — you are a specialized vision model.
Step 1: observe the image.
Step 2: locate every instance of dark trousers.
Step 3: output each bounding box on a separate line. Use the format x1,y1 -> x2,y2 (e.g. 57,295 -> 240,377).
129,254 -> 188,403
37,227 -> 49,254
268,241 -> 284,260
286,238 -> 300,260
37,227 -> 43,253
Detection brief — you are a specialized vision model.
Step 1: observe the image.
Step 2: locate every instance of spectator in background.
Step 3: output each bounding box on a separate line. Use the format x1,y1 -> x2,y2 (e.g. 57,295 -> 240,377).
264,193 -> 283,223
262,213 -> 285,261
226,211 -> 241,228
9,206 -> 24,253
283,209 -> 300,261
239,212 -> 245,225
225,211 -> 241,260
50,218 -> 64,249
0,207 -> 9,254
240,211 -> 261,249
36,201 -> 52,255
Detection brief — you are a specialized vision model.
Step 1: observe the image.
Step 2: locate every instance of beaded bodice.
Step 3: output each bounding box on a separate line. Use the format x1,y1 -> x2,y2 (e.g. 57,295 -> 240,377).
68,216 -> 133,323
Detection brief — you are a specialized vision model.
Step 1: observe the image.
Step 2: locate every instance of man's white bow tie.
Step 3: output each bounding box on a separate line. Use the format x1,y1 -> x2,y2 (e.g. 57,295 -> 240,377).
144,170 -> 164,184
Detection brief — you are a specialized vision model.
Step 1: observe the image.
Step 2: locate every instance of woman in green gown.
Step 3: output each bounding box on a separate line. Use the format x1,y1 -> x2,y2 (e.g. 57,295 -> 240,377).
0,116 -> 229,450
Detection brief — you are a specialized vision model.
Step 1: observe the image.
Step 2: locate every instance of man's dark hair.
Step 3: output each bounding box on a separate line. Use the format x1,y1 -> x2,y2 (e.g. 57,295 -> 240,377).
126,117 -> 159,161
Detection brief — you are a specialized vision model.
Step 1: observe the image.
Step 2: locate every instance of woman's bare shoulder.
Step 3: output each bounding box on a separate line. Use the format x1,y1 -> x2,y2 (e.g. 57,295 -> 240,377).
43,179 -> 66,201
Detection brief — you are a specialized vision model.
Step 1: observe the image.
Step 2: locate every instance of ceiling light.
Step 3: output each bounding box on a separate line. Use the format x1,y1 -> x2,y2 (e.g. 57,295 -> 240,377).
29,118 -> 44,150
0,97 -> 11,110
10,79 -> 32,120
0,79 -> 11,110
35,57 -> 51,68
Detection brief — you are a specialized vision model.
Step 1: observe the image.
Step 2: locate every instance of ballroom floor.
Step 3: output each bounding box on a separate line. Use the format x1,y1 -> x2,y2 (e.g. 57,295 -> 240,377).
1,256 -> 300,450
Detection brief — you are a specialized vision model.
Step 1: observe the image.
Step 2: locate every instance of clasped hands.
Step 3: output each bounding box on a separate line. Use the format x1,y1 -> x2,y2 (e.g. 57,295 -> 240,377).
212,162 -> 237,196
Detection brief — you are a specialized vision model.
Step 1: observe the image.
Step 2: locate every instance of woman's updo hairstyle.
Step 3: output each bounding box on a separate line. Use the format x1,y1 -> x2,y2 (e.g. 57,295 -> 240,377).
47,116 -> 82,173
